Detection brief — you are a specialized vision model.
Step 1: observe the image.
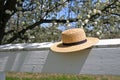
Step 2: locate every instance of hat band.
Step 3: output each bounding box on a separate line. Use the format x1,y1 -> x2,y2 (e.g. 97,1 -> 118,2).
63,39 -> 87,46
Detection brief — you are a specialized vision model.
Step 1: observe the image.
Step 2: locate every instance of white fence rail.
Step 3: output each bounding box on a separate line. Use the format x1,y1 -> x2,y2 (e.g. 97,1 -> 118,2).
0,39 -> 120,80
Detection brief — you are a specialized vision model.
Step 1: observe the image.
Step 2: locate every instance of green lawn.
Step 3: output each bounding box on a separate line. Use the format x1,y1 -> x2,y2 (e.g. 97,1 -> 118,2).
6,72 -> 120,80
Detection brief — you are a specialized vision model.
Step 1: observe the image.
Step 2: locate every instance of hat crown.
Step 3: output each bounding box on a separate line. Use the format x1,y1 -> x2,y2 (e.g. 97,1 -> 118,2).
62,28 -> 86,44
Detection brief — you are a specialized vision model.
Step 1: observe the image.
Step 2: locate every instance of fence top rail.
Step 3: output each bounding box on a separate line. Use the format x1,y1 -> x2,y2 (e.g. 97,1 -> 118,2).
0,39 -> 120,52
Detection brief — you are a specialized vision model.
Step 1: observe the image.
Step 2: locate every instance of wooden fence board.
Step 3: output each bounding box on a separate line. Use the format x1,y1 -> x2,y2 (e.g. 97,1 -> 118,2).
0,39 -> 120,75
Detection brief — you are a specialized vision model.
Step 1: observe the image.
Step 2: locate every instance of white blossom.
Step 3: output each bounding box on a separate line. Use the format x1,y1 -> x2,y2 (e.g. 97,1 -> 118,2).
88,10 -> 92,14
78,19 -> 82,22
67,23 -> 71,27
87,15 -> 91,18
96,30 -> 102,36
22,21 -> 25,25
66,20 -> 69,23
81,26 -> 83,29
94,22 -> 98,25
82,23 -> 85,26
93,9 -> 101,14
30,36 -> 35,39
84,19 -> 89,23
77,15 -> 82,19
5,10 -> 12,15
53,22 -> 57,25
97,10 -> 102,14
96,32 -> 100,36
15,4 -> 22,10
93,9 -> 97,14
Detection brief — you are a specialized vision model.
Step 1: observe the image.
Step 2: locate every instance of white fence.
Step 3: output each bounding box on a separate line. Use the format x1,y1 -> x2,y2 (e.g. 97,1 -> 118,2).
0,39 -> 120,80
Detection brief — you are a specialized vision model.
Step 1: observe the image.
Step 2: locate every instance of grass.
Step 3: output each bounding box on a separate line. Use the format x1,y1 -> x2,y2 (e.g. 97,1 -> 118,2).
6,72 -> 120,80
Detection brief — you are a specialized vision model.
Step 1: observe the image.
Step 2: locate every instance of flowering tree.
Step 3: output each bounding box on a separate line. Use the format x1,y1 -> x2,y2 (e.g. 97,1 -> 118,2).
0,0 -> 119,44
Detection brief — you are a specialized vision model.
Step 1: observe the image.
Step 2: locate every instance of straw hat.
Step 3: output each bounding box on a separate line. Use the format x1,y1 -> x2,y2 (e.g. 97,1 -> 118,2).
50,28 -> 99,53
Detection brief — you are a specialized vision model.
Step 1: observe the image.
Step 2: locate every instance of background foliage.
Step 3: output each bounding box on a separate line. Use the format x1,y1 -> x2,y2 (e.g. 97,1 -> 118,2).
0,0 -> 119,44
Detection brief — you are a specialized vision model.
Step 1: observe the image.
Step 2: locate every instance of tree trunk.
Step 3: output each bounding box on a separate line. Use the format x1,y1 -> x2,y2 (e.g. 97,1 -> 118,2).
0,14 -> 9,45
0,24 -> 5,45
0,0 -> 17,45
0,11 -> 12,45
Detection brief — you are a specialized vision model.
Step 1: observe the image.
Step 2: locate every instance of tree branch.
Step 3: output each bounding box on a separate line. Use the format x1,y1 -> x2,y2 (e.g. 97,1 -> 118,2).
0,0 -> 4,10
86,0 -> 118,27
4,0 -> 119,44
4,17 -> 79,44
101,0 -> 118,12
111,13 -> 120,17
2,0 -> 17,23
42,0 -> 68,19
4,0 -> 69,44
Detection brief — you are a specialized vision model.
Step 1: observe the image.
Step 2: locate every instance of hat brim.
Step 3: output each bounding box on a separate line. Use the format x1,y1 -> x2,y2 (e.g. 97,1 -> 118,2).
50,37 -> 99,53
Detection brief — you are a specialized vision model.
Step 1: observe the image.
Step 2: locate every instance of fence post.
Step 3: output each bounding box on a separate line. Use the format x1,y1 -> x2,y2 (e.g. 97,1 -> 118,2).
0,72 -> 5,80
